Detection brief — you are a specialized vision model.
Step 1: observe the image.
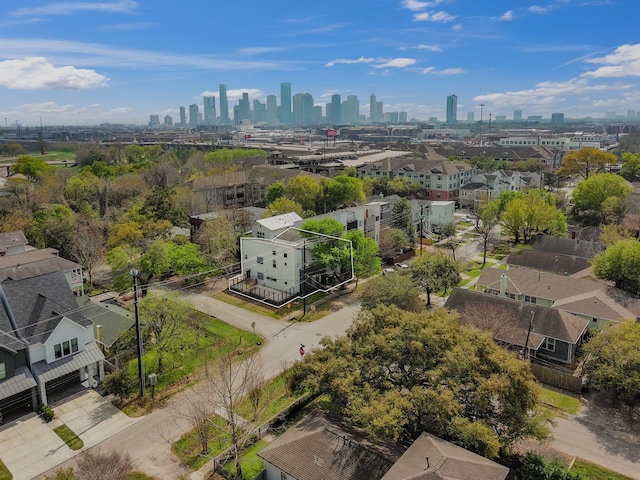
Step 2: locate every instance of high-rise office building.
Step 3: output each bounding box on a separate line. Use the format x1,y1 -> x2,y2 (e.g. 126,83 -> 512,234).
163,115 -> 173,127
280,82 -> 292,124
219,84 -> 230,124
551,112 -> 565,124
313,105 -> 322,124
369,94 -> 383,123
301,93 -> 314,125
446,94 -> 457,124
148,114 -> 160,126
189,104 -> 199,127
237,92 -> 251,123
467,112 -> 474,123
266,95 -> 277,124
344,95 -> 359,124
513,110 -> 522,122
330,94 -> 342,124
179,106 -> 186,126
253,99 -> 266,123
203,96 -> 217,125
399,112 -> 407,123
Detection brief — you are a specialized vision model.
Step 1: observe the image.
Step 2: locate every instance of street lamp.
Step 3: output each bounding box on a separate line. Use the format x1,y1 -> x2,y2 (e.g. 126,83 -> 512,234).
130,269 -> 145,397
478,104 -> 485,146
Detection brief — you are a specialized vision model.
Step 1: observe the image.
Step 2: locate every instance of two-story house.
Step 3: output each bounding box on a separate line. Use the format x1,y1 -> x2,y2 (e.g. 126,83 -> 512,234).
0,271 -> 104,415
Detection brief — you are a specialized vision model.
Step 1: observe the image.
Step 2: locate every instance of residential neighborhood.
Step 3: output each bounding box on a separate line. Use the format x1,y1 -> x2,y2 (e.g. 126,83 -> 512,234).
2,128 -> 640,480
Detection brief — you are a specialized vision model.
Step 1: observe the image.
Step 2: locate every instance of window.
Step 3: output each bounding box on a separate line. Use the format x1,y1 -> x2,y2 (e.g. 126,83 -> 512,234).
284,253 -> 288,258
71,338 -> 78,353
55,344 -> 62,359
281,473 -> 288,480
524,295 -> 537,304
272,250 -> 276,255
541,337 -> 556,352
0,362 -> 5,380
63,341 -> 71,356
257,272 -> 264,280
272,260 -> 277,268
54,338 -> 78,360
257,256 -> 263,264
257,231 -> 265,239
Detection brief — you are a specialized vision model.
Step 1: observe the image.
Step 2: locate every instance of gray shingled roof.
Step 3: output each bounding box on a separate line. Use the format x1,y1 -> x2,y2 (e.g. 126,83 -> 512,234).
1,271 -> 92,345
258,411 -> 402,480
0,231 -> 28,254
76,296 -> 134,349
529,234 -> 603,259
381,432 -> 509,480
0,248 -> 82,282
507,250 -> 591,276
445,288 -> 589,346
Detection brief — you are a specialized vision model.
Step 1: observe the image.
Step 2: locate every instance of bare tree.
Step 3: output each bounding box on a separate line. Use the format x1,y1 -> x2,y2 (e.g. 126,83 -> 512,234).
76,449 -> 133,480
70,215 -> 107,287
455,302 -> 523,347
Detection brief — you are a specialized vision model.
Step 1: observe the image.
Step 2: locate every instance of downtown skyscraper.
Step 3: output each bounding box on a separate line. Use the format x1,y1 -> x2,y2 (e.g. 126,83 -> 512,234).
219,84 -> 230,124
446,94 -> 458,125
203,95 -> 216,125
280,82 -> 292,124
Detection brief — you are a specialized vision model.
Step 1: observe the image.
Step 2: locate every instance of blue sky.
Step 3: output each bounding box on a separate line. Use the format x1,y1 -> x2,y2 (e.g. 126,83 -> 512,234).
1,0 -> 639,126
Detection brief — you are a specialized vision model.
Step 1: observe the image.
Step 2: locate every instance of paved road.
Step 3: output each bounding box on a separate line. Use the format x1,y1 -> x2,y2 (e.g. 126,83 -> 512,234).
36,292 -> 360,479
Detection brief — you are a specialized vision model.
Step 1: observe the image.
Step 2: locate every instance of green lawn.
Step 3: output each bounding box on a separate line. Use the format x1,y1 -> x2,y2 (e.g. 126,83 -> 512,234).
221,440 -> 268,480
0,459 -> 12,480
498,263 -> 508,270
539,388 -> 581,416
124,309 -> 262,397
125,472 -> 162,480
53,424 -> 84,450
213,292 -> 282,319
571,459 -> 634,479
238,373 -> 303,424
172,415 -> 233,470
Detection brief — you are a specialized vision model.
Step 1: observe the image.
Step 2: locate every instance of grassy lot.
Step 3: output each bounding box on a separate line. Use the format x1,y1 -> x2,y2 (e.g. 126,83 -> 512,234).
498,263 -> 508,270
221,440 -> 268,480
0,459 -> 12,480
121,309 -> 261,409
213,292 -> 282,319
53,424 -> 84,450
571,459 -> 634,479
539,388 -> 581,416
125,473 -> 162,480
172,415 -> 233,470
238,373 -> 302,424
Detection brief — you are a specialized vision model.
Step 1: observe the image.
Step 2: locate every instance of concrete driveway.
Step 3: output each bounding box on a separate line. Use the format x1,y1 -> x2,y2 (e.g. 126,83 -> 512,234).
0,389 -> 141,480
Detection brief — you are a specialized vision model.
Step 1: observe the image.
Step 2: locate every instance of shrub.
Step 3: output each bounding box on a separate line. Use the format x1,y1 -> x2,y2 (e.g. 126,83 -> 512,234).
39,405 -> 55,422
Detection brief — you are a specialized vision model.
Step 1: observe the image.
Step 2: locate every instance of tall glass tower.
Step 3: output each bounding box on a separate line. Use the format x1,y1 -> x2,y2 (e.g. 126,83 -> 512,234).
280,82 -> 292,124
446,94 -> 458,124
203,96 -> 216,125
219,84 -> 230,124
330,94 -> 341,124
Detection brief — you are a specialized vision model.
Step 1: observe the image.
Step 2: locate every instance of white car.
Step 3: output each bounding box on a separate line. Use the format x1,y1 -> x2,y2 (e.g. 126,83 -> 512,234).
394,263 -> 409,269
382,267 -> 395,275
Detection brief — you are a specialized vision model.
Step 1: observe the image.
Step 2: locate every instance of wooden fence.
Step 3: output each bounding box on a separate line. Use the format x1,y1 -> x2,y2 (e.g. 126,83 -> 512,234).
530,363 -> 583,394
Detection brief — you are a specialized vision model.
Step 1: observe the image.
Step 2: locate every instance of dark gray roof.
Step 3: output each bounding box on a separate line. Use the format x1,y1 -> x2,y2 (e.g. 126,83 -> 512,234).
1,271 -> 92,344
445,288 -> 589,346
507,250 -> 591,276
381,432 -> 509,480
0,231 -> 28,254
258,410 -> 402,480
529,234 -> 603,259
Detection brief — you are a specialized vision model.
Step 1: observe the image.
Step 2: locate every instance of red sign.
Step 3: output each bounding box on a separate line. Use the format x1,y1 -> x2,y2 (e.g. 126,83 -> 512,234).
299,346 -> 305,357
326,129 -> 338,137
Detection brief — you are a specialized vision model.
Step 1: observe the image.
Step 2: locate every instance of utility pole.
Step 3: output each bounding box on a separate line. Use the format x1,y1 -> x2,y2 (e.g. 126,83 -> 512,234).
523,311 -> 535,360
302,240 -> 307,316
130,269 -> 145,397
419,204 -> 424,256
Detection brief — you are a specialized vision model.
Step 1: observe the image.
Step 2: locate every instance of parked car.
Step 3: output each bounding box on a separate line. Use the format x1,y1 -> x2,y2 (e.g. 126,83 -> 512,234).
394,263 -> 409,269
383,267 -> 395,275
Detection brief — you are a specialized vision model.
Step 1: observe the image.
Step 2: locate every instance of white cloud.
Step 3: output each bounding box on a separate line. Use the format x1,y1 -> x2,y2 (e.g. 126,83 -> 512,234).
473,77 -> 632,107
238,47 -> 285,56
0,57 -> 108,89
99,22 -> 154,31
373,58 -> 417,68
582,44 -> 640,78
11,1 -> 137,17
452,23 -> 463,30
401,0 -> 444,11
498,10 -> 515,21
414,11 -> 456,22
415,44 -> 443,52
424,67 -> 465,75
325,56 -> 376,67
528,5 -> 551,14
20,101 -> 74,114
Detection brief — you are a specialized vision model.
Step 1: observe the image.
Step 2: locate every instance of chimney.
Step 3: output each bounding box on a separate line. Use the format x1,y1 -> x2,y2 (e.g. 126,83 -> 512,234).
500,274 -> 507,297
96,325 -> 103,342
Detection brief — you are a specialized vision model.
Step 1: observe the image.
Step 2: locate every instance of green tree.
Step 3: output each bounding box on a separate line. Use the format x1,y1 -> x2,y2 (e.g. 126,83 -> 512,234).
556,147 -> 616,179
390,197 -> 415,246
343,229 -> 381,280
387,177 -> 423,197
583,320 -> 640,405
289,305 -> 549,455
194,215 -> 238,269
409,252 -> 460,306
65,170 -> 101,212
45,467 -> 79,480
141,186 -> 188,227
359,275 -> 423,312
27,204 -> 76,258
102,369 -> 136,403
300,218 -> 351,283
265,181 -> 286,205
286,175 -> 321,214
378,228 -> 411,259
500,190 -> 560,243
571,173 -> 632,225
592,239 -> 640,295
621,151 -> 640,180
321,175 -> 366,212
12,155 -> 51,180
477,201 -> 501,266
263,197 -> 304,218
140,292 -> 192,374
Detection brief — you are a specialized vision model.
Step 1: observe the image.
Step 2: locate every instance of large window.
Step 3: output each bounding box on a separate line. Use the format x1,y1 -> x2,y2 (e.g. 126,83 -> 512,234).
541,337 -> 556,352
0,362 -> 6,380
54,338 -> 79,359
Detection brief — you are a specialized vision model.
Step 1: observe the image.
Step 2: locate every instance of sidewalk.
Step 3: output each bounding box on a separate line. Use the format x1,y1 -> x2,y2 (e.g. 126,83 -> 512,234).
0,389 -> 141,480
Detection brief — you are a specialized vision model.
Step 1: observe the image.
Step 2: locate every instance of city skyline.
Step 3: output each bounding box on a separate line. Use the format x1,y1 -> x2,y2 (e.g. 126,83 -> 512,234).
1,0 -> 640,126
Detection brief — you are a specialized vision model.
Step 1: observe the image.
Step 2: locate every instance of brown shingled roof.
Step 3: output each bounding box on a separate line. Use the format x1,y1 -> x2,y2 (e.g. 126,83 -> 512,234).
507,250 -> 591,276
